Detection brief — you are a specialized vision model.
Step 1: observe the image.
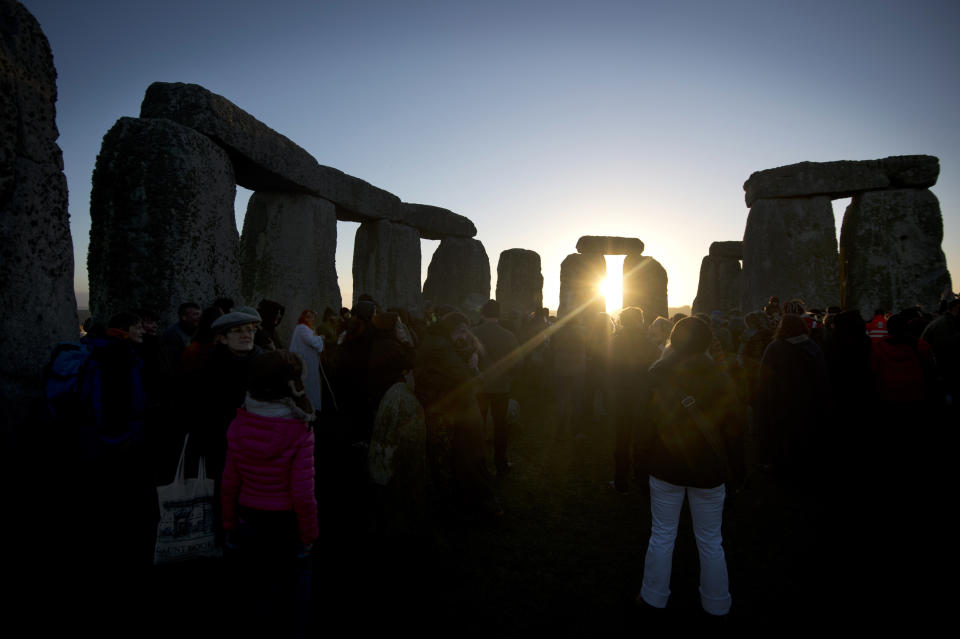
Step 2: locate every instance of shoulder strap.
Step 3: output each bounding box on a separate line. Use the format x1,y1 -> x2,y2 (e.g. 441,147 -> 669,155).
658,379 -> 731,479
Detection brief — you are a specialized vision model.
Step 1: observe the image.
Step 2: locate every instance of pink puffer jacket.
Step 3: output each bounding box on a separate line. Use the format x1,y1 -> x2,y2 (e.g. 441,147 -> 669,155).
221,408 -> 318,544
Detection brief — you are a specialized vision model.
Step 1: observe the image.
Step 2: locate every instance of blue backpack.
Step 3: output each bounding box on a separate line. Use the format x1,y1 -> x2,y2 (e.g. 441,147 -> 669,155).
43,337 -> 146,459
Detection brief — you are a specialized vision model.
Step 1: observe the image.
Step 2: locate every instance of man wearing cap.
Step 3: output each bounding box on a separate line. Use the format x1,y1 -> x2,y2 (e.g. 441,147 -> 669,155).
189,311 -> 263,484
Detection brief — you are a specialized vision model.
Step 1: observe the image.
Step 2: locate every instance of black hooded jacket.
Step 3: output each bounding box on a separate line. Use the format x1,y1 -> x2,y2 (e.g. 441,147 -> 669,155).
636,350 -> 744,488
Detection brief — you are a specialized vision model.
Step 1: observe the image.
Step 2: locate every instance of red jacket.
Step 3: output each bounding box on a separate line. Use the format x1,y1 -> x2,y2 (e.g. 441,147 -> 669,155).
871,338 -> 936,403
221,408 -> 318,544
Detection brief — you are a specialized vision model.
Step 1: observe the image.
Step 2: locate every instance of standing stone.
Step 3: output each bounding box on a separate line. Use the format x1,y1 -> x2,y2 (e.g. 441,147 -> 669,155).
692,256 -> 742,315
89,117 -> 239,327
623,255 -> 668,322
422,237 -> 490,312
1,0 -> 78,430
558,253 -> 605,319
352,220 -> 422,309
240,192 -> 341,343
740,196 -> 840,313
840,188 -> 951,317
496,249 -> 543,318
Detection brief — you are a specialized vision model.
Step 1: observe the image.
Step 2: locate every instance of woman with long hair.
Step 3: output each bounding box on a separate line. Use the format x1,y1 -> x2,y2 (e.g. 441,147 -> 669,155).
636,317 -> 743,617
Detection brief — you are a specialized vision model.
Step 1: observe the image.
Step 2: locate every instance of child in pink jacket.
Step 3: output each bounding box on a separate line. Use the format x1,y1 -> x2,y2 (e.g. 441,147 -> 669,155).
221,350 -> 318,633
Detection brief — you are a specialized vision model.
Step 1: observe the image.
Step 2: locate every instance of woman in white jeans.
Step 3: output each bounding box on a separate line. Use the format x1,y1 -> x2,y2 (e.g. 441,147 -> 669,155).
636,317 -> 743,617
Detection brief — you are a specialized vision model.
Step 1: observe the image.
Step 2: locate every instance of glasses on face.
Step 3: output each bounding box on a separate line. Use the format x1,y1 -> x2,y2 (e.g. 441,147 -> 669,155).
227,325 -> 257,336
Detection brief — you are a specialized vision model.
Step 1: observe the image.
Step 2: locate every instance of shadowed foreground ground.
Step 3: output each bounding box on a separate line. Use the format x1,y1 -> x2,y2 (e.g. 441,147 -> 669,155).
313,378 -> 832,633
9,374 -> 950,635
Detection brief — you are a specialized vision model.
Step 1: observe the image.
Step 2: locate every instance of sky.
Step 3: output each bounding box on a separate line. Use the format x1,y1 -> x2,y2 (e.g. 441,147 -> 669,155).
21,0 -> 960,312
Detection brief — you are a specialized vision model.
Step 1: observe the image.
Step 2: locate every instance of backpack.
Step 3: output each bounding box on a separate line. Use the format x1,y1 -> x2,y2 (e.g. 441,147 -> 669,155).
43,337 -> 146,460
44,341 -> 93,420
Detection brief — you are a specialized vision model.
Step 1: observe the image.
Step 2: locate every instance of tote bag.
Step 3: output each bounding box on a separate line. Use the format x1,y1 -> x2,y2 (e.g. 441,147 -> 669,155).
154,435 -> 222,563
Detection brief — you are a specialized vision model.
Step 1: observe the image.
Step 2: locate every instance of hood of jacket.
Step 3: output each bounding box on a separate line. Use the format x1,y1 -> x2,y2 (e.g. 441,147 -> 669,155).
650,349 -> 717,377
227,408 -> 311,459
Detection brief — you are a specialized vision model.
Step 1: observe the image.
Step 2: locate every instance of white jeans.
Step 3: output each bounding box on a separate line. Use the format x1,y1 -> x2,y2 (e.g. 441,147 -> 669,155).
640,476 -> 732,615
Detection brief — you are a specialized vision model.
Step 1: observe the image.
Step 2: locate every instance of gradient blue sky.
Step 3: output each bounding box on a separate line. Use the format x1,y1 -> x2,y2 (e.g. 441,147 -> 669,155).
23,0 -> 960,311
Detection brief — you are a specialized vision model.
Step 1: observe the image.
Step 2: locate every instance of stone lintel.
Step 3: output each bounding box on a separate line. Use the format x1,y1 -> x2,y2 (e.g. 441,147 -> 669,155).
743,155 -> 939,207
401,203 -> 477,240
140,82 -> 404,222
709,241 -> 743,259
575,236 -> 644,255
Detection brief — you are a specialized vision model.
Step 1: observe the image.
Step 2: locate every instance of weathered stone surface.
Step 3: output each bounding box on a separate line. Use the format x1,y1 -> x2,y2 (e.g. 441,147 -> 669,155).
576,236 -> 644,255
240,192 -> 341,343
743,155 -> 939,207
840,188 -> 951,318
558,253 -> 605,319
878,156 -> 942,189
623,255 -> 668,322
741,196 -> 840,313
401,203 -> 476,240
422,237 -> 490,312
89,117 -> 239,326
709,241 -> 743,259
692,256 -> 742,315
1,0 -> 78,430
140,82 -> 404,223
352,220 -> 422,309
496,249 -> 543,317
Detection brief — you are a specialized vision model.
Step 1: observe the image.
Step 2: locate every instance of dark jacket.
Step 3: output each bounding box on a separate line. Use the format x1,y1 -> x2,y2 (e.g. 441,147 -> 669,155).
609,328 -> 660,418
189,343 -> 263,478
921,312 -> 959,392
472,320 -> 520,394
414,332 -> 479,421
637,350 -> 743,489
755,336 -> 828,473
413,331 -> 500,517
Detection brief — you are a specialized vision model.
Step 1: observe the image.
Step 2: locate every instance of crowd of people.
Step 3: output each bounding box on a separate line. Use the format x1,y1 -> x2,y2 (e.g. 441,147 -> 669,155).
51,288 -> 960,628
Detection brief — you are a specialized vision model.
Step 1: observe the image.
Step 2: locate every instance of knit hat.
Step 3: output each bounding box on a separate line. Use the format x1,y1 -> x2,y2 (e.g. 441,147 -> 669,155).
211,311 -> 260,334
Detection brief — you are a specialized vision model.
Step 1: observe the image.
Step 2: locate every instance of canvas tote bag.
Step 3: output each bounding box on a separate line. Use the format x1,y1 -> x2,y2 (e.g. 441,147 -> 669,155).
154,434 -> 222,563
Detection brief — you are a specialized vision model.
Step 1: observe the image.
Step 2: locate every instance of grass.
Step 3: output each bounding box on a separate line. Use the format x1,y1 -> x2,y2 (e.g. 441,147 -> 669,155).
315,374 -> 829,635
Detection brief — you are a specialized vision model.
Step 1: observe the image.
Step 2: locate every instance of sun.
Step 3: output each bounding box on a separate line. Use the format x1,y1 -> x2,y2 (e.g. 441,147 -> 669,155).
599,275 -> 622,314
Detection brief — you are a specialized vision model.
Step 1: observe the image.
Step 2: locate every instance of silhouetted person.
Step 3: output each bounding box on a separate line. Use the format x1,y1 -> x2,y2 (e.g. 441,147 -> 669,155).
608,307 -> 659,494
636,317 -> 742,617
415,312 -> 501,522
473,300 -> 520,474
